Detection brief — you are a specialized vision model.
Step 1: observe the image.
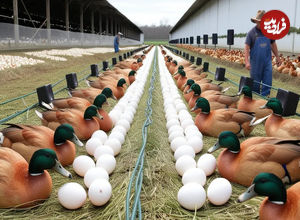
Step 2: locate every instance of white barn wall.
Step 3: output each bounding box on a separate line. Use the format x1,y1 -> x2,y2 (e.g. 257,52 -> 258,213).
170,0 -> 300,53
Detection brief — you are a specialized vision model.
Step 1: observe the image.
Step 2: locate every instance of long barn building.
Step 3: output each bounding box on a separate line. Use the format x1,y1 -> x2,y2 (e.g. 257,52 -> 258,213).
169,0 -> 300,53
0,0 -> 144,50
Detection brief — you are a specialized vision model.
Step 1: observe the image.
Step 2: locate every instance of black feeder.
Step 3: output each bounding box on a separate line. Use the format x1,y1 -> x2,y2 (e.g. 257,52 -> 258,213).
276,89 -> 300,116
112,57 -> 117,65
215,67 -> 226,81
196,57 -> 202,66
179,51 -> 182,56
36,84 -> 54,107
203,62 -> 209,72
239,76 -> 253,92
185,53 -> 189,60
183,52 -> 186,57
123,53 -> 127,59
127,52 -> 130,57
90,64 -> 99,77
130,51 -> 133,56
66,73 -> 78,90
190,56 -> 195,63
102,61 -> 109,70
119,55 -> 123,61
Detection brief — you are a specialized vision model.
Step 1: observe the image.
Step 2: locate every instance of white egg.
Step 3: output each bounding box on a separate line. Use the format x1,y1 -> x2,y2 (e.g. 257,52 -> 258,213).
184,125 -> 199,134
171,136 -> 187,152
116,119 -> 130,132
94,145 -> 114,160
109,131 -> 125,145
58,182 -> 86,210
176,103 -> 187,112
180,119 -> 194,130
121,113 -> 133,124
105,138 -> 121,156
168,125 -> 184,135
88,179 -> 112,206
187,136 -> 203,154
85,138 -> 102,156
168,130 -> 184,143
182,168 -> 206,186
92,130 -> 108,143
96,154 -> 116,174
166,119 -> 180,129
166,114 -> 178,122
207,178 -> 232,205
185,129 -> 203,140
84,167 -> 109,188
197,154 -> 216,176
73,155 -> 95,177
112,125 -> 127,136
175,155 -> 196,176
108,110 -> 120,125
177,183 -> 206,210
174,145 -> 195,161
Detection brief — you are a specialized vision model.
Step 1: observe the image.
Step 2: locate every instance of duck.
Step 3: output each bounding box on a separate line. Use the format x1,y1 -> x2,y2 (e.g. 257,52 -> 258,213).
208,131 -> 300,186
192,98 -> 255,137
176,69 -> 187,89
168,60 -> 178,75
0,148 -> 71,208
182,79 -> 213,101
0,124 -> 82,166
238,172 -> 300,220
93,94 -> 113,132
35,105 -> 102,140
128,70 -> 136,84
88,78 -> 127,99
254,98 -> 300,140
187,84 -> 236,109
237,86 -> 272,119
69,87 -> 116,103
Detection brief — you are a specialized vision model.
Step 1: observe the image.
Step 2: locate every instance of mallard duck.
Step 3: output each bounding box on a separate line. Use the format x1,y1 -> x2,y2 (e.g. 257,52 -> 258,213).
238,172 -> 300,220
0,124 -> 82,166
188,83 -> 238,110
209,131 -> 300,186
192,98 -> 255,137
69,87 -> 116,104
257,98 -> 300,140
0,148 -> 71,208
237,86 -> 272,119
35,105 -> 102,140
176,69 -> 187,90
93,94 -> 112,132
128,70 -> 136,84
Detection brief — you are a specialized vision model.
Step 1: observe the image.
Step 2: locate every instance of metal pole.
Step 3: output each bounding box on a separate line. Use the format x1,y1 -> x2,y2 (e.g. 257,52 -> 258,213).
99,12 -> 102,34
91,10 -> 94,34
80,4 -> 83,45
46,0 -> 51,44
65,0 -> 69,31
110,17 -> 113,35
106,15 -> 109,35
13,0 -> 19,46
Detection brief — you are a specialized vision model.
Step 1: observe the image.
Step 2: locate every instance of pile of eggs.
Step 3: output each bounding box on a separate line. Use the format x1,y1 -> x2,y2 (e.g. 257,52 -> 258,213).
159,47 -> 232,210
57,46 -> 155,210
0,55 -> 44,71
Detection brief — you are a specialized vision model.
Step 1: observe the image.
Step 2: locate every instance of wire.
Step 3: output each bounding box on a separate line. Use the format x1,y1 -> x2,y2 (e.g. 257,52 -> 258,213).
125,47 -> 157,220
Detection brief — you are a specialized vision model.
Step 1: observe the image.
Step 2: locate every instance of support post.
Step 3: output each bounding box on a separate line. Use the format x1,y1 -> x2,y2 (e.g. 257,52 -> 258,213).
65,0 -> 69,31
13,0 -> 19,46
110,17 -> 113,35
105,15 -> 109,35
99,12 -> 102,34
91,10 -> 94,34
115,20 -> 118,35
46,0 -> 51,44
80,4 -> 83,44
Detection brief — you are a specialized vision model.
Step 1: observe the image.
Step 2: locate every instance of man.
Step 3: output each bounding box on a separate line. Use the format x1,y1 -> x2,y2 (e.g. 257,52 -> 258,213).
114,32 -> 123,53
244,10 -> 281,96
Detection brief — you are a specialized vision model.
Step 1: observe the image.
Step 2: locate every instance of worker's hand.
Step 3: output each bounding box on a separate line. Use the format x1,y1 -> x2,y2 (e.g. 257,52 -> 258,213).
245,62 -> 251,70
276,57 -> 282,67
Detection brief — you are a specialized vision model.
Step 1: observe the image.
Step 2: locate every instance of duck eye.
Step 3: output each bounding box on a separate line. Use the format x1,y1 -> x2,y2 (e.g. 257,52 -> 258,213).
260,178 -> 267,183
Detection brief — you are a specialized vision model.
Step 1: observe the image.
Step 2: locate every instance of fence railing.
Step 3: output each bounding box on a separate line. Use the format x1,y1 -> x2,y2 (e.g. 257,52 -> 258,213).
0,22 -> 142,50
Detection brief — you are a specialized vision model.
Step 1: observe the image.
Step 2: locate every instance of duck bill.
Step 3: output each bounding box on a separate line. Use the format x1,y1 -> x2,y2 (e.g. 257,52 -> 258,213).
183,83 -> 188,88
54,159 -> 72,178
97,112 -> 104,120
208,142 -> 221,153
186,88 -> 192,94
72,134 -> 84,147
191,105 -> 198,112
174,72 -> 179,76
238,184 -> 257,203
111,94 -> 117,100
260,105 -> 267,109
237,90 -> 242,96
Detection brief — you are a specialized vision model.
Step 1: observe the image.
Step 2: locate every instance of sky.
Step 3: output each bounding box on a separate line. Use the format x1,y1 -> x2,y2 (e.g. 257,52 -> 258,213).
107,0 -> 196,26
